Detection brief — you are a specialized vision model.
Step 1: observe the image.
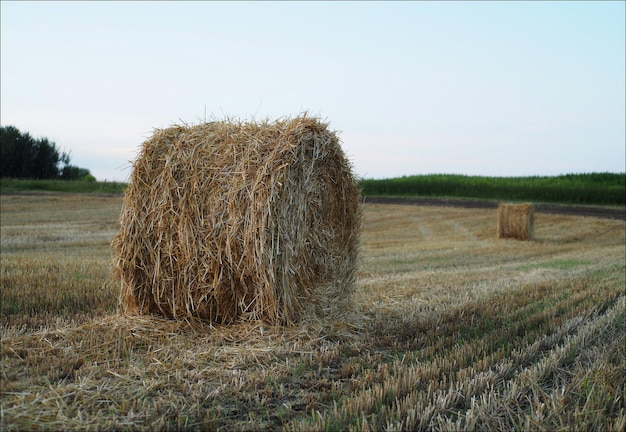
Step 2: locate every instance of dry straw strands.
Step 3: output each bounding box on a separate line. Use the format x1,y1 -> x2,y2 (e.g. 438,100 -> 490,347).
497,203 -> 535,240
112,114 -> 361,325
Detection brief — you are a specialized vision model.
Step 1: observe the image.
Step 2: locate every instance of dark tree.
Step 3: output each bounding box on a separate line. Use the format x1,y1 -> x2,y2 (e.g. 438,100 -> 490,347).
33,137 -> 62,179
0,126 -> 36,178
61,165 -> 92,180
0,125 -> 89,179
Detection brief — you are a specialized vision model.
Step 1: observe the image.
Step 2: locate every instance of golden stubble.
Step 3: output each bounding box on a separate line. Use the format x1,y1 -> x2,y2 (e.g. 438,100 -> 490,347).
1,195 -> 624,431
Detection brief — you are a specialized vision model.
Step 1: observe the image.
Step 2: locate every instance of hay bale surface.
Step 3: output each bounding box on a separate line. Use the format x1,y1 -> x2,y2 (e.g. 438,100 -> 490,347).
112,115 -> 361,325
497,203 -> 535,240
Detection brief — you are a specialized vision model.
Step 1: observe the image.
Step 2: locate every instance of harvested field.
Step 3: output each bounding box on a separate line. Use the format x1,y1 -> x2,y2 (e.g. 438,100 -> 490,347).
364,196 -> 626,220
1,193 -> 624,431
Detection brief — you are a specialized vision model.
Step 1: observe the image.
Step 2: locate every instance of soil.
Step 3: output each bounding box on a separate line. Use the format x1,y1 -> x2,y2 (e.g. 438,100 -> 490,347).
363,196 -> 626,221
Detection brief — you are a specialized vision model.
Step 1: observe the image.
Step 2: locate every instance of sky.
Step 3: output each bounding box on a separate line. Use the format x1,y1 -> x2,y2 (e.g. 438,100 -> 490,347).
1,1 -> 624,182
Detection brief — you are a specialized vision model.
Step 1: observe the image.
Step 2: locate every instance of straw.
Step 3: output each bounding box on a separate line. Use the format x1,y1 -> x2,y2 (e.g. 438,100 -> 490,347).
497,203 -> 535,240
112,114 -> 362,325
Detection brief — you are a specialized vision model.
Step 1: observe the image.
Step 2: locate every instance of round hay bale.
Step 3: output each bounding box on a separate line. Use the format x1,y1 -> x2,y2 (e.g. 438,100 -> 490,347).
497,203 -> 535,240
112,115 -> 361,325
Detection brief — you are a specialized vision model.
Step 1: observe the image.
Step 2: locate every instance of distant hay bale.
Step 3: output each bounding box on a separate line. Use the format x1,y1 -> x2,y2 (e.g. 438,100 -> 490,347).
112,115 -> 361,325
497,203 -> 535,240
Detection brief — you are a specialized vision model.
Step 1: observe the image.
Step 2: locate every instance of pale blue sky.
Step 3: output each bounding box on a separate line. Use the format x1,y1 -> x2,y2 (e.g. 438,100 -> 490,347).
2,1 -> 624,181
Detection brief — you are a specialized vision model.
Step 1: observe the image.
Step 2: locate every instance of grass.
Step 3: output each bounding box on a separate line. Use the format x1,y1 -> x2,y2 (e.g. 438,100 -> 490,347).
0,178 -> 127,194
3,172 -> 626,206
1,193 -> 625,431
360,172 -> 626,205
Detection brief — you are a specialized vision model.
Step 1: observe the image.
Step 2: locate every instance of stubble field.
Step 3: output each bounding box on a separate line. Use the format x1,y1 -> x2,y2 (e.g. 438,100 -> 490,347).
1,193 -> 624,431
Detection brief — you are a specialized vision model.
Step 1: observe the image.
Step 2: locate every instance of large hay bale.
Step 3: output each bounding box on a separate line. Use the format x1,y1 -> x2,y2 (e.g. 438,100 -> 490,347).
497,203 -> 535,240
112,115 -> 361,325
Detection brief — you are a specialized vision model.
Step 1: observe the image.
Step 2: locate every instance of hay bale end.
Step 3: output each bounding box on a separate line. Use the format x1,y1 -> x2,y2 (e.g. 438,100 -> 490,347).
497,203 -> 535,240
112,115 -> 361,325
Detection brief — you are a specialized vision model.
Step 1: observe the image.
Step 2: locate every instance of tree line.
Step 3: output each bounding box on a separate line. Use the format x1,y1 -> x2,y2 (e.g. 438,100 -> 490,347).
0,125 -> 93,180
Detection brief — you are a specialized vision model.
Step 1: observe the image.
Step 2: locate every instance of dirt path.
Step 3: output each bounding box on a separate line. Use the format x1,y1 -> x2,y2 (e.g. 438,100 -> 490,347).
363,196 -> 626,220
4,191 -> 622,220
